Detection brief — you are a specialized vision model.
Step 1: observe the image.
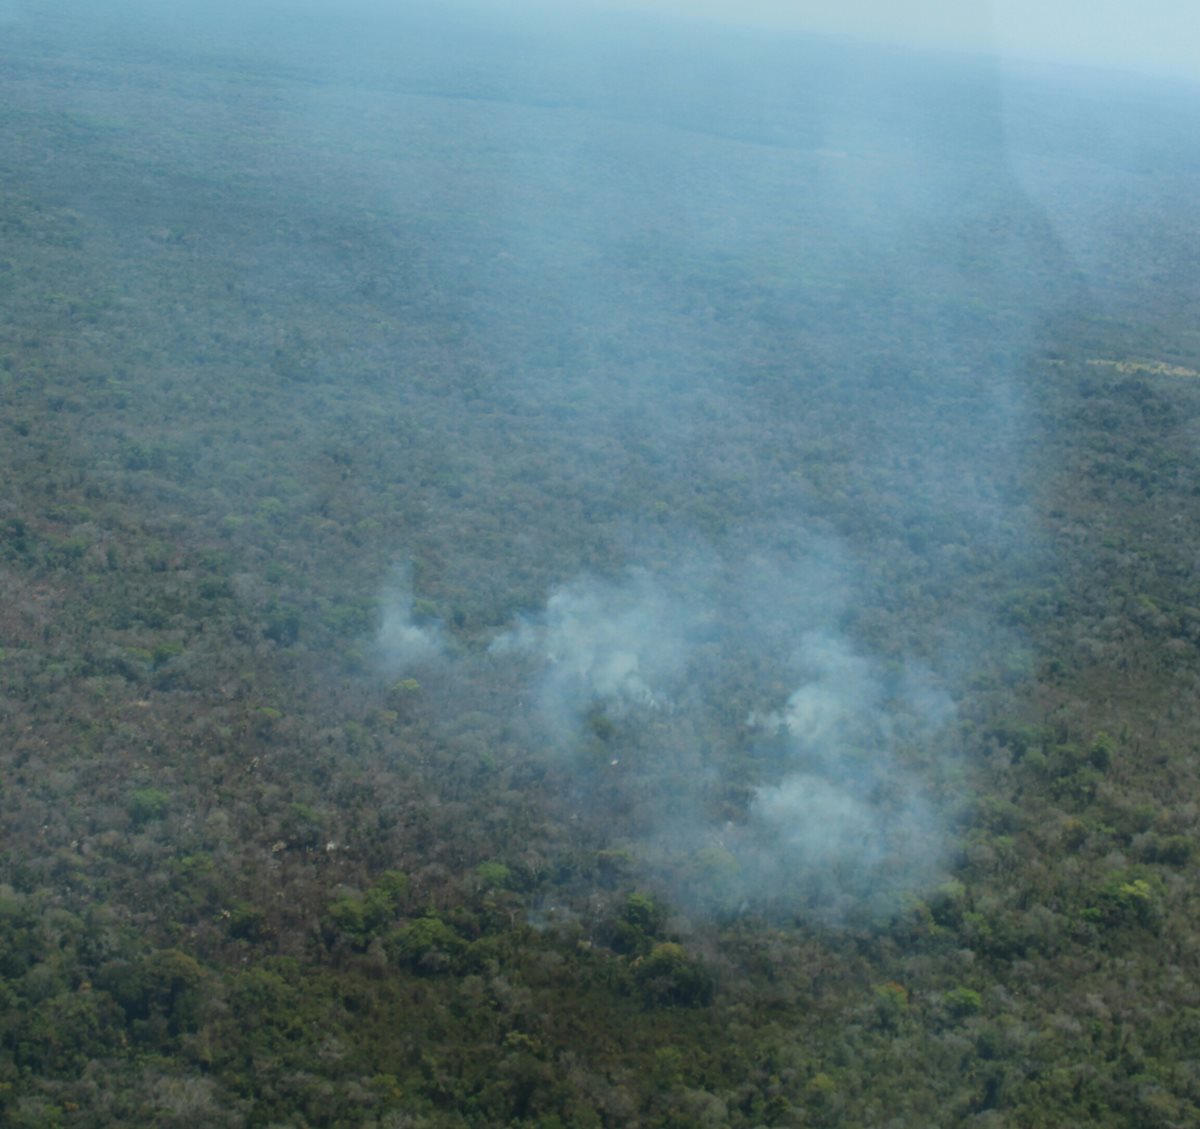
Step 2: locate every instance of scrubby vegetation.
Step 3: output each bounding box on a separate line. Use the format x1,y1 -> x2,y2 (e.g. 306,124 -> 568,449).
2,2 -> 1200,1126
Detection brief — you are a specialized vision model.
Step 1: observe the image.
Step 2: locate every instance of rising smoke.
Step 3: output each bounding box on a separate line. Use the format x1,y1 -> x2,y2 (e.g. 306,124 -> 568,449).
375,569 -> 447,673
314,1 -> 1061,922
375,543 -> 963,922
740,631 -> 952,918
0,0 -> 1173,931
489,571 -> 697,743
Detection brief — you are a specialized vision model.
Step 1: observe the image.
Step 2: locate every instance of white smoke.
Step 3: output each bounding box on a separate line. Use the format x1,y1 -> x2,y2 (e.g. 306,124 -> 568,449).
485,564 -> 957,919
739,631 -> 952,916
749,632 -> 882,752
490,571 -> 694,740
374,570 -> 446,672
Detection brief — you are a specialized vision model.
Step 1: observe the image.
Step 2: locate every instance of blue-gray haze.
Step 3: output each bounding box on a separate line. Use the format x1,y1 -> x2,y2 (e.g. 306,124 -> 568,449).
10,0 -> 1199,919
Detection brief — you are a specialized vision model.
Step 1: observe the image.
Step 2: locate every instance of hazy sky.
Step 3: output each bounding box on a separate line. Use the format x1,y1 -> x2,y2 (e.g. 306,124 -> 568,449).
591,0 -> 1199,80
4,0 -> 1192,81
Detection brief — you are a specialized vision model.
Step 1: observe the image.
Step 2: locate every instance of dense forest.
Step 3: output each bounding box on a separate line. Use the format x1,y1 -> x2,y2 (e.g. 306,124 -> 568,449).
3,2 -> 1200,1126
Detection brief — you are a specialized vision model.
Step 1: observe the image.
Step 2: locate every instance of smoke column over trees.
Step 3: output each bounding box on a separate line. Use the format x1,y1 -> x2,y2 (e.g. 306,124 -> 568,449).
323,0 -> 1079,921
4,0 -> 1151,924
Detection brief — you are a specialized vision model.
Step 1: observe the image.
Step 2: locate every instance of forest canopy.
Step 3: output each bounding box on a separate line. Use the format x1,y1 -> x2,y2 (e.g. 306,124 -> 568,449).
2,2 -> 1200,1126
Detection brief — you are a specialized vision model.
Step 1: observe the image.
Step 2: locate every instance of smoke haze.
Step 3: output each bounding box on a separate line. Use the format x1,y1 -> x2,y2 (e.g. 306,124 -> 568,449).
376,570 -> 447,673
462,548 -> 962,920
10,0 -> 1193,924
316,0 -> 1076,917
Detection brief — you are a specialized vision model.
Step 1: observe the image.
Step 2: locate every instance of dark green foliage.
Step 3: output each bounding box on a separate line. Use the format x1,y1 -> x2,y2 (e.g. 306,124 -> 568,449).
943,986 -> 983,1019
612,892 -> 665,956
475,861 -> 513,890
632,942 -> 714,1008
1083,872 -> 1163,932
280,803 -> 326,849
10,989 -> 123,1074
225,901 -> 269,942
1140,834 -> 1192,866
324,870 -> 410,950
385,915 -> 466,973
127,788 -> 170,828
